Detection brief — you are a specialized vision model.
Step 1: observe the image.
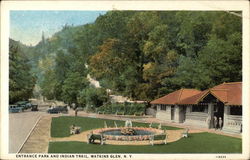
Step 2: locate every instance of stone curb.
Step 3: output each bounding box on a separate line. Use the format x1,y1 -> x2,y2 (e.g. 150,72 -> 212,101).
17,115 -> 42,153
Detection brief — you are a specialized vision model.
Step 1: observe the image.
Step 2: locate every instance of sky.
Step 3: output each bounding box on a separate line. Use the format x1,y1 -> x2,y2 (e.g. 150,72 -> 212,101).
10,11 -> 106,46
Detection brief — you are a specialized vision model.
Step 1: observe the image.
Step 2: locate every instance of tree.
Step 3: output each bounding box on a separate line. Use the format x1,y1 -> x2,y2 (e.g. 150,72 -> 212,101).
78,87 -> 108,108
89,38 -> 131,92
40,69 -> 57,100
9,39 -> 36,103
27,11 -> 242,103
169,12 -> 242,90
62,72 -> 89,105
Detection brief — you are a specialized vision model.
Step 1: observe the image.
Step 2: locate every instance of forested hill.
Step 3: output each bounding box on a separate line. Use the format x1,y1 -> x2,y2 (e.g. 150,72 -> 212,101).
9,39 -> 36,103
9,11 -> 242,105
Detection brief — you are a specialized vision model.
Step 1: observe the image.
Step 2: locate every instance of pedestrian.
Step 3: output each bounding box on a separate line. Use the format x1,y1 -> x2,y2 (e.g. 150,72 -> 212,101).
219,117 -> 223,130
75,108 -> 78,117
213,116 -> 218,130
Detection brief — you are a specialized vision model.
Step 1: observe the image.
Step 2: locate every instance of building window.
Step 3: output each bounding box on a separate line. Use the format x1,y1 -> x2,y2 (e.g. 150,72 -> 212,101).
192,105 -> 208,113
230,106 -> 242,115
160,105 -> 166,111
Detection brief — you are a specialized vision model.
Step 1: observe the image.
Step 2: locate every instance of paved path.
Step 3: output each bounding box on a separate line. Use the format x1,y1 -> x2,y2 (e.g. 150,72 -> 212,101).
70,111 -> 242,139
9,111 -> 44,153
19,115 -> 55,153
50,129 -> 184,145
19,110 -> 241,153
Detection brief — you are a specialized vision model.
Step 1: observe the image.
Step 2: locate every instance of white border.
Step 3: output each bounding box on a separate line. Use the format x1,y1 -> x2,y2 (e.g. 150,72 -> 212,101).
1,1 -> 249,160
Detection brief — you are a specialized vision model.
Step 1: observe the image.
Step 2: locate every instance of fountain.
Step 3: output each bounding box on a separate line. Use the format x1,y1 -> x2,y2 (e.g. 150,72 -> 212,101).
114,121 -> 118,128
91,120 -> 164,141
104,121 -> 108,128
121,127 -> 136,135
158,123 -> 161,129
121,119 -> 135,135
125,120 -> 132,127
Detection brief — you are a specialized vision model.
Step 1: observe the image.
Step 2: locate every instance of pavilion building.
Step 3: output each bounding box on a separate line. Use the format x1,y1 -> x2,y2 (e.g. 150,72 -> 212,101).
150,82 -> 242,134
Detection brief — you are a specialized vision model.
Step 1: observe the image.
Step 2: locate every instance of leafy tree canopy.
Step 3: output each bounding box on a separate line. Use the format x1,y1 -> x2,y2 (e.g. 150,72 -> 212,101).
14,11 -> 241,104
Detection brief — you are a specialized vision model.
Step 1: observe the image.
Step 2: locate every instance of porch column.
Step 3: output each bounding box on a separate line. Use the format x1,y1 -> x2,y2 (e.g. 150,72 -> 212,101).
157,105 -> 160,111
186,105 -> 191,113
223,106 -> 230,129
208,103 -> 214,128
174,105 -> 180,123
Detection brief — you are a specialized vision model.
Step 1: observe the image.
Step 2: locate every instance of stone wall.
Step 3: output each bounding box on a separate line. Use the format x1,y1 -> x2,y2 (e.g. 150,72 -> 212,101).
155,105 -> 207,124
155,105 -> 172,121
184,106 -> 209,128
222,106 -> 242,133
146,108 -> 156,117
153,103 -> 242,134
174,105 -> 186,123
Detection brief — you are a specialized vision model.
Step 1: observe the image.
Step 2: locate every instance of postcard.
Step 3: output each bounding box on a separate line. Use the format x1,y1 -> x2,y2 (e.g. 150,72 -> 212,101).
1,1 -> 249,160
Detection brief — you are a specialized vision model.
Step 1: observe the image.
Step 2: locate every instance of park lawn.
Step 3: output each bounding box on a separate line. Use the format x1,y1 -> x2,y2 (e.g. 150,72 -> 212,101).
48,132 -> 242,153
51,116 -> 181,137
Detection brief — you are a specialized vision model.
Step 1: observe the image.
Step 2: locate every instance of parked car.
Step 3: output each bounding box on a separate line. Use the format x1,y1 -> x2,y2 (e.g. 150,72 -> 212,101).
31,104 -> 39,111
47,106 -> 68,114
9,105 -> 23,113
16,101 -> 32,110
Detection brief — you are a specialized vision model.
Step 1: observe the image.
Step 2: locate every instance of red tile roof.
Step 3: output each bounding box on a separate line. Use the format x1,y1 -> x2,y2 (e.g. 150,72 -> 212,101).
151,82 -> 242,106
150,89 -> 201,105
178,90 -> 209,105
211,82 -> 242,105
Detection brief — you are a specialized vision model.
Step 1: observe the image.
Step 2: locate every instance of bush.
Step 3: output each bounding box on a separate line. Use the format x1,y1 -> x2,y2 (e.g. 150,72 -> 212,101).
117,111 -> 124,115
77,87 -> 108,108
134,112 -> 143,116
85,106 -> 95,113
98,111 -> 105,114
97,102 -> 146,115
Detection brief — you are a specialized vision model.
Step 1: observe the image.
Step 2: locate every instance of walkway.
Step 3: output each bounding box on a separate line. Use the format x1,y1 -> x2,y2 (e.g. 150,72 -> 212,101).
70,110 -> 241,139
19,115 -> 56,153
50,129 -> 185,145
9,111 -> 44,153
20,110 -> 241,153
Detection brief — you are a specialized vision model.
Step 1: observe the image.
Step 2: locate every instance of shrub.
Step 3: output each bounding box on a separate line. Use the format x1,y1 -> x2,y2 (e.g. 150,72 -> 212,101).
134,112 -> 143,116
117,111 -> 124,115
97,102 -> 146,115
77,87 -> 108,108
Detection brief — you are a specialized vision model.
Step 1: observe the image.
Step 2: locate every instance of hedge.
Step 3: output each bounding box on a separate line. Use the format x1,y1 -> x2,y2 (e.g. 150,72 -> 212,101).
97,103 -> 146,115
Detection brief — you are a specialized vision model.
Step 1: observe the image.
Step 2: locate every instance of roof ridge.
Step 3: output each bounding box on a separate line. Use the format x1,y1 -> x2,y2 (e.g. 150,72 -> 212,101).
177,88 -> 184,103
222,82 -> 242,84
195,90 -> 210,104
211,89 -> 229,91
183,88 -> 200,91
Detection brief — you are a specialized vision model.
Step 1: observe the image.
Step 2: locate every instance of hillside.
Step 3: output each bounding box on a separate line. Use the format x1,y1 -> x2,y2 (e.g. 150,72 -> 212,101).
10,11 -> 242,107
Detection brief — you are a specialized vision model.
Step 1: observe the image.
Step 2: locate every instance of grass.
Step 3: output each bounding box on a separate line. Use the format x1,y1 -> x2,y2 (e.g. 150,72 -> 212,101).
51,116 -> 181,137
50,116 -> 241,153
48,132 -> 242,153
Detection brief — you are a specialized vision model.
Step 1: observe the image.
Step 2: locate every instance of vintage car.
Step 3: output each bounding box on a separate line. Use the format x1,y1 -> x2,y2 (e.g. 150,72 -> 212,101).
31,104 -> 39,111
9,105 -> 23,113
16,101 -> 32,110
47,106 -> 68,114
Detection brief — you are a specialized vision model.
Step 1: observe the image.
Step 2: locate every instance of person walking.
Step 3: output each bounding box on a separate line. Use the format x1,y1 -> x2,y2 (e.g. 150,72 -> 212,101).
213,116 -> 218,130
75,108 -> 78,117
219,117 -> 223,130
74,108 -> 78,124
